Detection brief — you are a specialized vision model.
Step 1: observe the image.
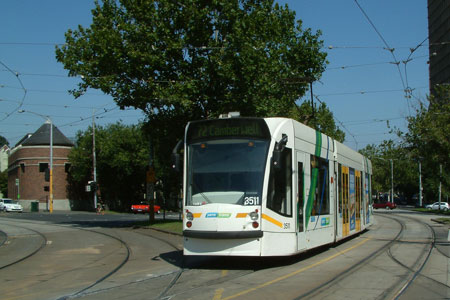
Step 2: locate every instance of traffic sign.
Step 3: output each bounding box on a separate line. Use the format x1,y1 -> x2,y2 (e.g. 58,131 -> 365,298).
146,167 -> 156,183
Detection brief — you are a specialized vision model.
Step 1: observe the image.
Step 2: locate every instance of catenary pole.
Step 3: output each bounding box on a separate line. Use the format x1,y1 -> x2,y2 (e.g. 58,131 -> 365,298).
93,109 -> 97,210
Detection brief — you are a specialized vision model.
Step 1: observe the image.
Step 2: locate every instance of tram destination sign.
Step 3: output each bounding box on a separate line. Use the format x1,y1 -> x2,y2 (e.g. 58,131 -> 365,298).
187,118 -> 270,142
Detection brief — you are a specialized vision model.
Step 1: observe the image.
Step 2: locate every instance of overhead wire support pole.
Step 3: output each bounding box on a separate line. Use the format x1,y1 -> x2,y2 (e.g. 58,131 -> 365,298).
390,159 -> 394,203
418,160 -> 423,207
310,81 -> 314,122
439,164 -> 442,210
93,109 -> 97,210
50,120 -> 53,213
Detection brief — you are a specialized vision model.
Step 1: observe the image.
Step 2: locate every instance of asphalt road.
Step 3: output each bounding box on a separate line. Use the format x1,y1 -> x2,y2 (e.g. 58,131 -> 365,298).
0,209 -> 448,300
0,209 -> 182,227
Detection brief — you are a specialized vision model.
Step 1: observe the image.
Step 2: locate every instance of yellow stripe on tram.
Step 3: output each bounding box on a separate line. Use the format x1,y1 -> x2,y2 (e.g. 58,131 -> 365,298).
193,213 -> 202,218
236,213 -> 247,218
262,213 -> 283,228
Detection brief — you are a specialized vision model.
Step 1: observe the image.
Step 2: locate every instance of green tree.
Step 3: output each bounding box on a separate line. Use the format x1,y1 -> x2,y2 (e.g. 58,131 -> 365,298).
359,141 -> 417,202
399,86 -> 450,202
56,0 -> 326,121
0,135 -> 9,147
290,101 -> 345,142
68,123 -> 150,211
0,170 -> 8,197
56,0 -> 333,204
55,0 -> 329,162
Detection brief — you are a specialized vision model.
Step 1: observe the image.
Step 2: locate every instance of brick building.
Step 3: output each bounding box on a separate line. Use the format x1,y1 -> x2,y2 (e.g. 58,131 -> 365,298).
8,121 -> 74,211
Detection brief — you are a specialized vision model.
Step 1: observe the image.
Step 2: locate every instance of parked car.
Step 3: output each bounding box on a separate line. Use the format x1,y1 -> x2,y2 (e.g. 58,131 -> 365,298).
0,198 -> 23,212
425,202 -> 449,211
131,202 -> 161,214
372,201 -> 397,210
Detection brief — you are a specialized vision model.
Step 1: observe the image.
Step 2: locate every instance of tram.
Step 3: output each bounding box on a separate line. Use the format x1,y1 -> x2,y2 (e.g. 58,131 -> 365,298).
177,115 -> 372,256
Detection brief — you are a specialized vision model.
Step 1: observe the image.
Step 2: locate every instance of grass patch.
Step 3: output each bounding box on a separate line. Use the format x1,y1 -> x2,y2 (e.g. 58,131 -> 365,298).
434,218 -> 450,225
413,208 -> 450,216
149,220 -> 183,234
133,219 -> 183,234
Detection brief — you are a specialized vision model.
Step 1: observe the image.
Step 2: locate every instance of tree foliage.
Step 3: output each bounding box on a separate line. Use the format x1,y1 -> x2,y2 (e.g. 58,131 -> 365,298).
68,123 -> 150,211
399,86 -> 450,202
361,86 -> 450,203
290,101 -> 345,142
0,135 -> 9,147
56,0 -> 327,122
56,1 -> 349,207
359,141 -> 417,201
0,171 -> 8,198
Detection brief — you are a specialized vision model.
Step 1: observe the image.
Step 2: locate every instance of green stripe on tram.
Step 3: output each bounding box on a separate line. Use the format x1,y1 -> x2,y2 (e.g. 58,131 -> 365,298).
305,130 -> 322,230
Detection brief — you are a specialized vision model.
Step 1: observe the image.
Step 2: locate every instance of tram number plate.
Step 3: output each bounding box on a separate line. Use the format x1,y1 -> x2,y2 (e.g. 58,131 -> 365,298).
283,223 -> 290,229
244,196 -> 260,205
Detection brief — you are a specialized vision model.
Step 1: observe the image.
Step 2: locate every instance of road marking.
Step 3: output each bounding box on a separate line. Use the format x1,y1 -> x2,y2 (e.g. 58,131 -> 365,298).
221,270 -> 228,277
220,237 -> 371,300
213,288 -> 224,300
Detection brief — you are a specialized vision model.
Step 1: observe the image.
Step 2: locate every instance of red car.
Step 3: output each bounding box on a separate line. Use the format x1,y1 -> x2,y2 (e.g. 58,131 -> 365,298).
131,202 -> 161,214
372,202 -> 397,210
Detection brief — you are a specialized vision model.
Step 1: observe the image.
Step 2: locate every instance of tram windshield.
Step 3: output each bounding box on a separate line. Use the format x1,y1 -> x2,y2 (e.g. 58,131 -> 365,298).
186,139 -> 269,206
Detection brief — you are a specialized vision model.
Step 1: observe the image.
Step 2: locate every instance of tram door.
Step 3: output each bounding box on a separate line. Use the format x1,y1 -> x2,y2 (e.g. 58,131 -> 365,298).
296,151 -> 308,251
341,166 -> 350,237
355,171 -> 361,231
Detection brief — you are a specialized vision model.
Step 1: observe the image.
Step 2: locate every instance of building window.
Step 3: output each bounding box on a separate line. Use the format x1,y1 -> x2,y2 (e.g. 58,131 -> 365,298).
39,163 -> 49,172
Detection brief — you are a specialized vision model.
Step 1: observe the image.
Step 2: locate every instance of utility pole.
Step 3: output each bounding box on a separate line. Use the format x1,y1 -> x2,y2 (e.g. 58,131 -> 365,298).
49,120 -> 53,213
439,163 -> 442,210
147,136 -> 156,224
390,159 -> 394,203
418,161 -> 423,207
310,81 -> 314,122
92,109 -> 97,210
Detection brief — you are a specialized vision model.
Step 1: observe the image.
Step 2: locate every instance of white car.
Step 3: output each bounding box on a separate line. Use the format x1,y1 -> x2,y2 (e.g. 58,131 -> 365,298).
425,202 -> 449,211
0,198 -> 23,212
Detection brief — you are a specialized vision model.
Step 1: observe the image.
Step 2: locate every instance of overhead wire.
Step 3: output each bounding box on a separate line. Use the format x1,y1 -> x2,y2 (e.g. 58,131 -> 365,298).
353,0 -> 411,116
0,60 -> 27,122
314,95 -> 359,150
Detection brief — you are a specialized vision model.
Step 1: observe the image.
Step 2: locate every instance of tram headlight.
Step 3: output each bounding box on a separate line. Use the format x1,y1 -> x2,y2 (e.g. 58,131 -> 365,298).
249,210 -> 259,221
186,211 -> 194,221
187,221 -> 192,228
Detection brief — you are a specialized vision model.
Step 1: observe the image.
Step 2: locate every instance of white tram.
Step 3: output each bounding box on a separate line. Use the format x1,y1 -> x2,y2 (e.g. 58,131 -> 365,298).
179,116 -> 372,256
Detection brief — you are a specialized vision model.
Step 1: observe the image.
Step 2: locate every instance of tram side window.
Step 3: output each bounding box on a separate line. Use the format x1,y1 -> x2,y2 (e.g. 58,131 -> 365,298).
267,147 -> 292,217
310,155 -> 330,216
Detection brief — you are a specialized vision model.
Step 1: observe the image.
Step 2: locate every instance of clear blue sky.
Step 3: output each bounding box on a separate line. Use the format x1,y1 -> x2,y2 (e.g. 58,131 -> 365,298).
0,0 -> 429,150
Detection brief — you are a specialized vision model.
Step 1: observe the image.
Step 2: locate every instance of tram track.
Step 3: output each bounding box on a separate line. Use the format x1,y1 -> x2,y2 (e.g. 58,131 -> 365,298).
0,229 -> 7,246
0,221 -> 48,270
290,214 -> 405,300
387,213 -> 450,299
57,227 -> 186,300
126,229 -> 260,300
0,218 -> 132,300
58,227 -> 132,300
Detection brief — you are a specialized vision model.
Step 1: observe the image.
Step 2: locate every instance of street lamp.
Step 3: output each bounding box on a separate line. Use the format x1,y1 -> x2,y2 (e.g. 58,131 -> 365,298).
18,110 -> 53,213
